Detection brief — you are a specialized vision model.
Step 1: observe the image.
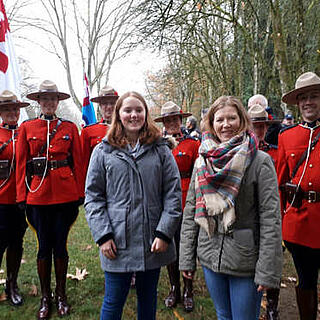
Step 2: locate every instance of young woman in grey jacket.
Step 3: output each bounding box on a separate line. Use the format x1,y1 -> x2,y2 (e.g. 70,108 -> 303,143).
179,96 -> 282,320
85,91 -> 182,320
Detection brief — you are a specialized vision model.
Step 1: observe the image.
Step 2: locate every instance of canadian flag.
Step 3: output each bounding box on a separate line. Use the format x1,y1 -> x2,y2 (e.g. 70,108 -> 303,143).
0,0 -> 28,123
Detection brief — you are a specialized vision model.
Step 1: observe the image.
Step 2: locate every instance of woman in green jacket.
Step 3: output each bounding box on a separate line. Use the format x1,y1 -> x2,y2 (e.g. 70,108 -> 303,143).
179,96 -> 282,320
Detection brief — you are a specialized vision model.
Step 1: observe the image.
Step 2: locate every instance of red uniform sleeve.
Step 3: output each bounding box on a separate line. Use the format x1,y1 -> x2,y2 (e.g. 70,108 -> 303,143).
71,125 -> 85,198
15,123 -> 29,203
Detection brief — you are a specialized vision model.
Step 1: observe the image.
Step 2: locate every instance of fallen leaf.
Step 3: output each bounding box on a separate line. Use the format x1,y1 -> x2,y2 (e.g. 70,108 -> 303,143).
261,298 -> 267,310
0,292 -> 7,301
29,284 -> 38,296
173,309 -> 184,320
67,268 -> 88,281
0,279 -> 6,285
84,245 -> 92,251
21,259 -> 26,264
0,269 -> 4,274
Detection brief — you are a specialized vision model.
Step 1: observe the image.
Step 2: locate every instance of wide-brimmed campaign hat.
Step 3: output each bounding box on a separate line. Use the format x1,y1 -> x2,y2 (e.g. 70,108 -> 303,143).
90,85 -> 119,103
248,104 -> 280,124
26,80 -> 70,101
0,90 -> 29,108
154,101 -> 192,122
282,72 -> 320,105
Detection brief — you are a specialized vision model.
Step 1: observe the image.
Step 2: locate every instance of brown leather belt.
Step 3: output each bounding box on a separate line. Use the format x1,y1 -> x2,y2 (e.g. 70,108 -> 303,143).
180,171 -> 191,179
48,159 -> 69,170
302,190 -> 320,203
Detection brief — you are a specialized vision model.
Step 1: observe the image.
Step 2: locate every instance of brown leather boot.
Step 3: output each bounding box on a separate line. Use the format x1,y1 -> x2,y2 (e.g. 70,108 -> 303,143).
182,276 -> 194,312
37,258 -> 52,320
54,257 -> 70,317
164,262 -> 181,308
295,287 -> 318,320
266,288 -> 280,320
5,247 -> 24,306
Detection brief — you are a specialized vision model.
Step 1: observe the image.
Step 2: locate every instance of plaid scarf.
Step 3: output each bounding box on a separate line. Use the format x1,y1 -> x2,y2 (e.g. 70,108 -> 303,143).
194,131 -> 258,237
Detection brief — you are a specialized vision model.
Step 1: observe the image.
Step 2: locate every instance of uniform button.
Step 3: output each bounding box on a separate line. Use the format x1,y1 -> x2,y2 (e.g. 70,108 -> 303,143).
309,182 -> 312,186
312,147 -> 315,150
49,145 -> 53,148
290,153 -> 295,157
309,164 -> 313,168
70,173 -> 73,176
33,137 -> 36,140
50,155 -> 53,159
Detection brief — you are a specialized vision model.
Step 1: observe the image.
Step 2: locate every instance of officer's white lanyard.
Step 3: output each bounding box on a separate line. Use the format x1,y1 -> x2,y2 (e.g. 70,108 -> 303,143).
25,120 -> 50,193
286,127 -> 313,212
0,129 -> 16,189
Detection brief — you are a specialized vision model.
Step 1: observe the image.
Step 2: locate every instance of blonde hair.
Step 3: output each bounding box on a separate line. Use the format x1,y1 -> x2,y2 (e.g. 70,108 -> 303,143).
107,91 -> 161,148
205,96 -> 251,138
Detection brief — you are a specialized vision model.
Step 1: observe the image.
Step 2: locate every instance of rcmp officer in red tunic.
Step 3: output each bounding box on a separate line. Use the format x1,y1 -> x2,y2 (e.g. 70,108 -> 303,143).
278,72 -> 320,320
0,90 -> 29,306
248,104 -> 281,320
80,85 -> 119,177
154,101 -> 200,312
15,80 -> 84,320
248,104 -> 279,167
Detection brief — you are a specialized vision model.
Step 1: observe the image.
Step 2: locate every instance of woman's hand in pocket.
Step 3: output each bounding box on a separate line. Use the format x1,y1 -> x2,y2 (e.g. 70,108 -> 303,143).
100,239 -> 117,260
151,237 -> 168,253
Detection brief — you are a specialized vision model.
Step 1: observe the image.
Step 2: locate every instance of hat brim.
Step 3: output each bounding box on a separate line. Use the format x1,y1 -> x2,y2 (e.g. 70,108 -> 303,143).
154,112 -> 192,123
251,119 -> 281,124
26,91 -> 70,101
282,84 -> 320,105
90,96 -> 119,103
0,101 -> 29,108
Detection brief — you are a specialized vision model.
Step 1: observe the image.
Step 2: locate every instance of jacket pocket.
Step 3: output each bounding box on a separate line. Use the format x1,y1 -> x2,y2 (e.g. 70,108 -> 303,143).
148,205 -> 161,246
225,229 -> 258,273
109,207 -> 127,250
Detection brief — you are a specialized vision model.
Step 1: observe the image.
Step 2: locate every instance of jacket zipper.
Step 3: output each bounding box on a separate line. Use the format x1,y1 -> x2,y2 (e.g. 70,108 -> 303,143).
218,233 -> 225,271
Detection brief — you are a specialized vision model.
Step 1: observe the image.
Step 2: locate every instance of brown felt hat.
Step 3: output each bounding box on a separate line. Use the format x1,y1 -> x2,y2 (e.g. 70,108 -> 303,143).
90,85 -> 119,103
282,72 -> 320,105
26,80 -> 70,101
0,90 -> 29,108
248,104 -> 280,124
154,101 -> 192,123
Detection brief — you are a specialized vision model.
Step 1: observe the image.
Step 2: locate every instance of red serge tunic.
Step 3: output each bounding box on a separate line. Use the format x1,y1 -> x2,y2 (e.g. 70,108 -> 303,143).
16,117 -> 84,205
277,123 -> 320,248
80,120 -> 108,176
172,136 -> 200,209
0,124 -> 18,204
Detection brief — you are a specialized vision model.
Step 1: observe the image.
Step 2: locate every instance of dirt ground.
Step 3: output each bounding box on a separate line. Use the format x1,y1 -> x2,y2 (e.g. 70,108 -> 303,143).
259,250 -> 320,320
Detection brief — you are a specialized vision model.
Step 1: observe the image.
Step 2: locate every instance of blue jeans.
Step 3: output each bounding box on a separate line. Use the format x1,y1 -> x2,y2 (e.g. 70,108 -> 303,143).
100,268 -> 160,320
203,266 -> 262,320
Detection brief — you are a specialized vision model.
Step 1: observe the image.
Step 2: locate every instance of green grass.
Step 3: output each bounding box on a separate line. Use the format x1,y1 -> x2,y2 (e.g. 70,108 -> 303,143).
0,207 -> 215,320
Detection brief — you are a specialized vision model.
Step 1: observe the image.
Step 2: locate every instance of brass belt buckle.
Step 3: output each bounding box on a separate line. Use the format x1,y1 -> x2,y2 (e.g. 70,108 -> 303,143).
308,191 -> 316,203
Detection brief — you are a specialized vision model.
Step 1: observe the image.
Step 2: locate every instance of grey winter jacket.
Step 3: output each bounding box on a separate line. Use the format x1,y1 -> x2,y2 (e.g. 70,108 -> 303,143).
85,138 -> 182,272
179,151 -> 282,288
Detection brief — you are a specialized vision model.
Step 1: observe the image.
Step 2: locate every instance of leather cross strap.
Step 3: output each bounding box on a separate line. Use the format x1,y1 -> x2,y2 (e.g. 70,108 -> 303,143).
291,130 -> 320,180
0,132 -> 18,155
38,119 -> 62,156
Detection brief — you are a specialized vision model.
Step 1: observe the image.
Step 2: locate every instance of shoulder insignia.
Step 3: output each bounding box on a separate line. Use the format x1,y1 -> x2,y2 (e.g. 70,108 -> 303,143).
279,124 -> 298,134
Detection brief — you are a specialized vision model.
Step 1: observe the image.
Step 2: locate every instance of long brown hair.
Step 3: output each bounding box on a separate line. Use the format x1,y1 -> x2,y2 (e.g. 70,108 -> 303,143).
205,96 -> 251,139
107,91 -> 161,148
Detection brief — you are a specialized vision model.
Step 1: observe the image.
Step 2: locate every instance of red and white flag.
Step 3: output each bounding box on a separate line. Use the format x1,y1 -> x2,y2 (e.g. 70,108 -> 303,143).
0,0 -> 28,123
